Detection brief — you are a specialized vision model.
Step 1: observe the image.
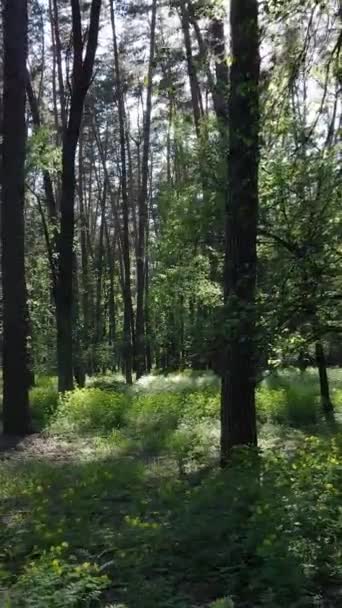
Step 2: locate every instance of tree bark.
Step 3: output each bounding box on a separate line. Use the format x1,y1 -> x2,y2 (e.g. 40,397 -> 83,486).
179,0 -> 203,137
95,182 -> 106,344
56,0 -> 102,392
1,0 -> 31,434
221,0 -> 260,462
110,0 -> 134,384
315,341 -> 334,414
135,0 -> 157,379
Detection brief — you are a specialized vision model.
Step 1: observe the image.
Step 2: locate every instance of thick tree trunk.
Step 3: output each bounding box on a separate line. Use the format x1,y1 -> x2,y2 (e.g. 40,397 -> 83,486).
315,341 -> 334,414
221,0 -> 260,463
1,0 -> 31,435
135,0 -> 157,379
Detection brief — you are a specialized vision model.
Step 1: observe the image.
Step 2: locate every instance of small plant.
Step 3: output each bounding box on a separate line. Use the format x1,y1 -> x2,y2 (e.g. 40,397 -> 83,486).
257,377 -> 319,427
30,386 -> 59,429
210,597 -> 234,608
282,383 -> 319,426
50,388 -> 129,435
2,544 -> 109,607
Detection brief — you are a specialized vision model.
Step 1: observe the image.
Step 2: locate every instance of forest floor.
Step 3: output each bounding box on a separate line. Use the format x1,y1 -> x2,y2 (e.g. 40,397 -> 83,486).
0,370 -> 342,608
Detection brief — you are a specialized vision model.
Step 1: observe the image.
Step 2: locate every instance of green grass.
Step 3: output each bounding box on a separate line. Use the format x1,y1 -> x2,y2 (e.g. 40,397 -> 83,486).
1,370 -> 342,607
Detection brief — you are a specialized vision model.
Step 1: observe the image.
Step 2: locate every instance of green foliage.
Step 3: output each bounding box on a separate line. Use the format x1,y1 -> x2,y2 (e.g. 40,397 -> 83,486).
257,370 -> 324,427
210,598 -> 234,608
3,544 -> 109,607
51,388 -> 129,436
30,386 -> 59,429
1,373 -> 342,607
26,127 -> 61,175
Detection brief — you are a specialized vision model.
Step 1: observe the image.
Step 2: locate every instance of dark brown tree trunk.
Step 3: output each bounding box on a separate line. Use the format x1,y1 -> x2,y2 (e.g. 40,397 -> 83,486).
221,0 -> 260,463
315,341 -> 334,414
110,0 -> 134,384
72,254 -> 86,387
135,0 -> 157,379
1,0 -> 31,435
56,0 -> 102,392
78,132 -> 92,374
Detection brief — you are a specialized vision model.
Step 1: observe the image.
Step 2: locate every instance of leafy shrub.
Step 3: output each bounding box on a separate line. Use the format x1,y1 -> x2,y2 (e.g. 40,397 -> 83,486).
257,380 -> 319,427
282,383 -> 319,426
36,376 -> 58,390
210,598 -> 234,608
51,388 -> 129,435
2,544 -> 109,607
87,374 -> 127,393
182,390 -> 219,420
126,390 -> 219,455
30,386 -> 59,429
256,387 -> 287,423
167,419 -> 217,474
126,393 -> 183,453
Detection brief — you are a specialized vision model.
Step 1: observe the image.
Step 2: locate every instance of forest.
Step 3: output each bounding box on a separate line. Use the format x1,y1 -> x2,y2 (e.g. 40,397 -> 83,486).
0,0 -> 341,606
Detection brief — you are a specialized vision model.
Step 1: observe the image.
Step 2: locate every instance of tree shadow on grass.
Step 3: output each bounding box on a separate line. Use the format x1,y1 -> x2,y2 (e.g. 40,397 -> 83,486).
1,436 -> 340,608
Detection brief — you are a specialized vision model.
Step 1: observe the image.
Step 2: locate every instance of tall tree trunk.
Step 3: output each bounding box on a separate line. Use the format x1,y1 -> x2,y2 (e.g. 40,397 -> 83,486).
110,0 -> 134,384
26,75 -> 57,221
56,0 -> 102,392
135,0 -> 157,379
221,0 -> 260,463
145,219 -> 152,374
52,0 -> 67,134
78,132 -> 92,373
105,219 -> 117,365
315,341 -> 334,414
179,0 -> 203,137
1,0 -> 31,434
95,183 -> 106,344
72,254 -> 86,387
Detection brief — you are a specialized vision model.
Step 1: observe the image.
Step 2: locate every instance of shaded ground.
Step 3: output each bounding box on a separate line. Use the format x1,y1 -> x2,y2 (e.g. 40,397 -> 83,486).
1,426 -> 341,608
0,371 -> 342,607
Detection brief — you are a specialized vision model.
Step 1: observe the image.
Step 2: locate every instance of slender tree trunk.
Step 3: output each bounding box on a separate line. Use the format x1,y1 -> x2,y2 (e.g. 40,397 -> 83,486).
95,183 -> 106,344
52,0 -> 67,134
78,132 -> 92,373
56,0 -> 102,392
105,220 -> 117,365
221,0 -> 260,463
145,217 -> 152,374
135,0 -> 157,379
179,0 -> 203,137
73,254 -> 86,387
1,0 -> 31,435
26,75 -> 57,221
110,0 -> 134,383
315,341 -> 334,414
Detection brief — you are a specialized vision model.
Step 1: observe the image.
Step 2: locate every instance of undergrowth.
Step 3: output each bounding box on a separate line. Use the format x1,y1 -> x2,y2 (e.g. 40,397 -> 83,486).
1,370 -> 341,607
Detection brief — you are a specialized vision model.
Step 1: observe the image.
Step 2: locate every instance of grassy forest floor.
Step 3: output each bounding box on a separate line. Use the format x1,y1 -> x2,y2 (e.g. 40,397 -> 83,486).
0,370 -> 342,608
